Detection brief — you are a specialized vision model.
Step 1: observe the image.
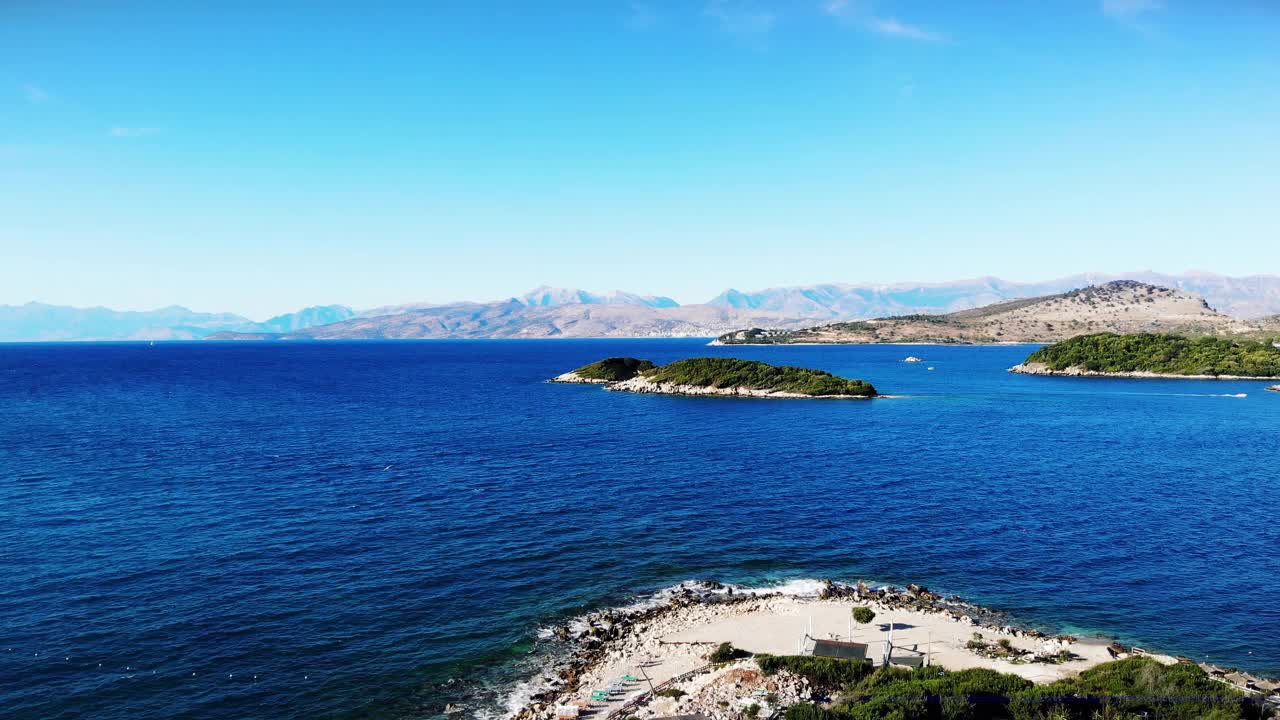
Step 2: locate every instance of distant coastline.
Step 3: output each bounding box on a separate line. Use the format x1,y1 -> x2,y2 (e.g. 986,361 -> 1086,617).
1010,362 -> 1280,381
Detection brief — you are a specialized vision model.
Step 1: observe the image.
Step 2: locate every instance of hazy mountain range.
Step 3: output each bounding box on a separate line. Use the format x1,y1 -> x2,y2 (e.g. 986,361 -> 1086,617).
716,281 -> 1278,345
708,272 -> 1280,320
3,272 -> 1278,342
0,302 -> 359,342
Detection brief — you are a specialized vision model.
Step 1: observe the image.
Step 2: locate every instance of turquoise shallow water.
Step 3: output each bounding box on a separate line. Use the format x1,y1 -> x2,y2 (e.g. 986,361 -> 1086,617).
0,339 -> 1277,719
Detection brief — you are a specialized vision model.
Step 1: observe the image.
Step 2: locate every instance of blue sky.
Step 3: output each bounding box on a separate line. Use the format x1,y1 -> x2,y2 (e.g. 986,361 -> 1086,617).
2,1 -> 1278,318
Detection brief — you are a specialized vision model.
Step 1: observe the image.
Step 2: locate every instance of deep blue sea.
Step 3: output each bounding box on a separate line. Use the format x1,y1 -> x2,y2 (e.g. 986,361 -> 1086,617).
2,339 -> 1278,719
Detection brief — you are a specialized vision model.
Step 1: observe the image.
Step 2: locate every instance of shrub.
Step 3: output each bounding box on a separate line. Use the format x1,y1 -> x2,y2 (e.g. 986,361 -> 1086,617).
710,641 -> 750,663
655,687 -> 685,699
852,607 -> 876,625
756,654 -> 874,689
785,704 -> 841,720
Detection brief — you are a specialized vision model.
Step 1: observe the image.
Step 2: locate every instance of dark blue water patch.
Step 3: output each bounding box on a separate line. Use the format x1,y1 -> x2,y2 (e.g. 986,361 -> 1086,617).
0,339 -> 1277,720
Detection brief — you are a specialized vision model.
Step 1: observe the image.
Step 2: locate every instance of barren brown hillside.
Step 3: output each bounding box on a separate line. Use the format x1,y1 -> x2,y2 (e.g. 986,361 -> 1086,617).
716,281 -> 1280,345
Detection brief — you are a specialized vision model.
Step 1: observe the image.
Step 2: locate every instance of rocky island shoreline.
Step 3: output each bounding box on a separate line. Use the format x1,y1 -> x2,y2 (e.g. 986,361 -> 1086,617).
1009,362 -> 1280,381
551,357 -> 880,399
1010,333 -> 1280,381
498,580 -> 1278,720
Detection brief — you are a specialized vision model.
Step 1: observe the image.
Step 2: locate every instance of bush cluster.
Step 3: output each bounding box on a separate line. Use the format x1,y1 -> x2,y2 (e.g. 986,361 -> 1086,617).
773,657 -> 1270,720
569,357 -> 656,381
757,654 -> 875,689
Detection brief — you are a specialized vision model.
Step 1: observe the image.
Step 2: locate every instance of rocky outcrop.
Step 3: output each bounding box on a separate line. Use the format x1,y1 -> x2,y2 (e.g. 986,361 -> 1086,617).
1010,362 -> 1276,381
550,372 -> 610,384
507,579 -> 1280,719
510,582 -> 773,720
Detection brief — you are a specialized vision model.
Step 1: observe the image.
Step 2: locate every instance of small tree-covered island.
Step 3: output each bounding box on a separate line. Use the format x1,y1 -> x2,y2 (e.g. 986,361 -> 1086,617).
1011,333 -> 1280,379
553,357 -> 879,398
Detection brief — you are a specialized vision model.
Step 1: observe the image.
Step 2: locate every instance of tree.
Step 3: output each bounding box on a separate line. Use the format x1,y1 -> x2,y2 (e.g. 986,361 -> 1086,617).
709,642 -> 738,663
852,606 -> 876,632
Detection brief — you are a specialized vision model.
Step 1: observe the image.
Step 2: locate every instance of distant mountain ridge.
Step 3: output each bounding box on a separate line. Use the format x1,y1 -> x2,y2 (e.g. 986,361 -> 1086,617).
0,302 -> 356,342
207,302 -> 813,341
709,272 -> 1280,321
513,285 -> 678,309
715,281 -> 1279,346
6,272 -> 1280,341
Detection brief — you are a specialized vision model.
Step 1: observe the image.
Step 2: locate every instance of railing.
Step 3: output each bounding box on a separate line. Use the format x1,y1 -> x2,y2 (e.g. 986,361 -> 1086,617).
605,663 -> 714,719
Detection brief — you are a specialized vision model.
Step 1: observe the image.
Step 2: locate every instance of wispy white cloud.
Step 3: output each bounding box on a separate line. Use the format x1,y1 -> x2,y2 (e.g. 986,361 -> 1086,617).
704,0 -> 776,38
868,17 -> 942,42
1101,0 -> 1163,18
109,127 -> 162,138
823,1 -> 944,42
24,84 -> 50,102
625,2 -> 658,30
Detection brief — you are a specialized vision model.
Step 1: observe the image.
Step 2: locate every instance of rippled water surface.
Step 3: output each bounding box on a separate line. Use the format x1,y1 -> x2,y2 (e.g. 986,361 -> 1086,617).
1,340 -> 1278,719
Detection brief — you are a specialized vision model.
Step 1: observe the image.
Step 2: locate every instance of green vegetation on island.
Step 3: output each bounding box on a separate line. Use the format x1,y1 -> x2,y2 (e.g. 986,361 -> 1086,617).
558,356 -> 878,396
1022,333 -> 1280,377
642,357 -> 878,396
565,356 -> 656,381
761,655 -> 1270,720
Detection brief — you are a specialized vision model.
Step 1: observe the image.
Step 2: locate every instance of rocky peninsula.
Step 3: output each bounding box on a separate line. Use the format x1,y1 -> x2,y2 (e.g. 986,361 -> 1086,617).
503,580 -> 1278,720
1011,332 -> 1280,380
552,357 -> 879,398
